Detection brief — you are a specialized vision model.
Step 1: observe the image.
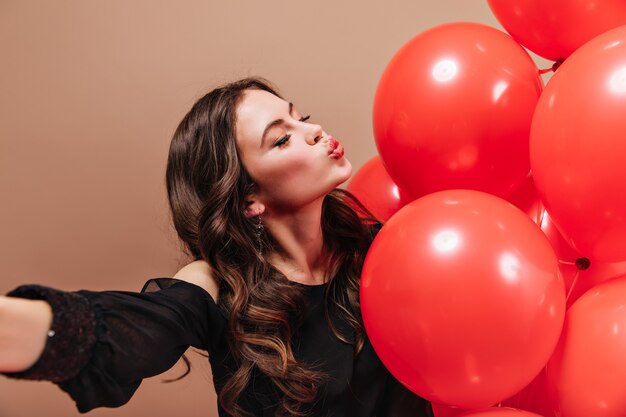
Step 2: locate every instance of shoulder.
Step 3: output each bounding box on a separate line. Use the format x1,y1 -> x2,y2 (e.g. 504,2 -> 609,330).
173,260 -> 220,303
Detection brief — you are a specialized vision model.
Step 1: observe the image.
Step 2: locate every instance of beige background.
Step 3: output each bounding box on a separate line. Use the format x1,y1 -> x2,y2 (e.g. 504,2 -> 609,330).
0,1 -> 550,416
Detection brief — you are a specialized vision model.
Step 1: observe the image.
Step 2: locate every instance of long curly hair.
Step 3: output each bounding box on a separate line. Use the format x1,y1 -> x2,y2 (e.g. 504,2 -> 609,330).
165,77 -> 380,417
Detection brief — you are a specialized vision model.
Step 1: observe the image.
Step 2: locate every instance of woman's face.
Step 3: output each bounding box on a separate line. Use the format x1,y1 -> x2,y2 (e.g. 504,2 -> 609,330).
235,89 -> 352,213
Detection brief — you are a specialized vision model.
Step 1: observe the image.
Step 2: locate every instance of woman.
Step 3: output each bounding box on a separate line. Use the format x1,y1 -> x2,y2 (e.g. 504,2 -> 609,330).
0,78 -> 432,417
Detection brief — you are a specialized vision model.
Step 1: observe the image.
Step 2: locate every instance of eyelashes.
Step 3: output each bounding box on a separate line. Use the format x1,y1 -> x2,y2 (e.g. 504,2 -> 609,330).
273,115 -> 312,147
274,134 -> 291,147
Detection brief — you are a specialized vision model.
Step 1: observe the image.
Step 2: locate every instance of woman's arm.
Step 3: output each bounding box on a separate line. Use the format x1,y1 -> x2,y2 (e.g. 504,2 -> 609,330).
0,259 -> 216,376
0,295 -> 53,372
0,260 -> 216,377
0,274 -> 220,413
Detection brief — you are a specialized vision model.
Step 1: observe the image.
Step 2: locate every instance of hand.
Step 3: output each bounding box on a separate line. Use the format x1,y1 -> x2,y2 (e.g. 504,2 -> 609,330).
0,296 -> 52,373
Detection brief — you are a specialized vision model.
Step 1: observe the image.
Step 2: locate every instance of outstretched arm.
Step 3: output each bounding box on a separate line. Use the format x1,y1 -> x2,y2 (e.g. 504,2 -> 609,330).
0,264 -> 220,413
0,259 -> 217,377
0,296 -> 52,373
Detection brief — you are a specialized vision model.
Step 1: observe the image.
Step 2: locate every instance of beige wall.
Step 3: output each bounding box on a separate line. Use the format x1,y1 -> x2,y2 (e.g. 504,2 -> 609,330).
0,1 -> 547,416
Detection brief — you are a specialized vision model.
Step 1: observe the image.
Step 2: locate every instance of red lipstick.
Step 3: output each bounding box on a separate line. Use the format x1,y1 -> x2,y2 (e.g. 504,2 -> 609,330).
327,136 -> 344,159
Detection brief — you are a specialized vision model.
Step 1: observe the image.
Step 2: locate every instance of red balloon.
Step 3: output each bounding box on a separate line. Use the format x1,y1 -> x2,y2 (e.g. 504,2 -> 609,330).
506,175 -> 623,309
564,259 -> 626,308
530,26 -> 626,262
458,408 -> 543,417
487,0 -> 626,61
501,367 -> 559,417
373,22 -> 542,199
506,173 -> 538,215
361,190 -> 565,409
507,175 -> 626,307
547,276 -> 626,417
347,156 -> 416,221
432,403 -> 469,417
506,174 -> 580,263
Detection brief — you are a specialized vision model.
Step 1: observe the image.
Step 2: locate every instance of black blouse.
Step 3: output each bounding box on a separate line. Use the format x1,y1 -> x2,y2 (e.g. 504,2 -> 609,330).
1,276 -> 432,416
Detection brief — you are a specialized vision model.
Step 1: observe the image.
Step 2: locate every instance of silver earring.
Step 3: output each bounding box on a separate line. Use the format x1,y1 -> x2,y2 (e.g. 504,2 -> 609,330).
255,215 -> 264,256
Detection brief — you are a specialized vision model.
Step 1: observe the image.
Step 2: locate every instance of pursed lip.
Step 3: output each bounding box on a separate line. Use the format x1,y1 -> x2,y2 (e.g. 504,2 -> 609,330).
327,136 -> 344,158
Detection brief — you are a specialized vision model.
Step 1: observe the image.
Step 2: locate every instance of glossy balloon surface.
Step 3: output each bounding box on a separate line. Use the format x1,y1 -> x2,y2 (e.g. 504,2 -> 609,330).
530,26 -> 626,262
487,0 -> 626,60
374,22 -> 542,199
361,190 -> 565,409
548,277 -> 626,417
347,156 -> 415,221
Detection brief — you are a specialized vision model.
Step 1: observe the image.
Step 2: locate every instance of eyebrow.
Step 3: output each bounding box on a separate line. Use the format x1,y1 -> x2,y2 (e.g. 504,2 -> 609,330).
260,102 -> 294,148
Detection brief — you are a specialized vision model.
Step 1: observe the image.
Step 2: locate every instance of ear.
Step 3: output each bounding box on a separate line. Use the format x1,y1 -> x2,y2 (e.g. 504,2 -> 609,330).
243,197 -> 265,218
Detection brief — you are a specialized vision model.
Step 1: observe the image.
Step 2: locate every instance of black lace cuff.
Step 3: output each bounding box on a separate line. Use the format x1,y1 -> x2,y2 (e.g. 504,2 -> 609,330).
1,285 -> 97,383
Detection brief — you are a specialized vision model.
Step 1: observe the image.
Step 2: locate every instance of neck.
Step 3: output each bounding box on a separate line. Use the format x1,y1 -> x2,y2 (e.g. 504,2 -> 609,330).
263,198 -> 329,285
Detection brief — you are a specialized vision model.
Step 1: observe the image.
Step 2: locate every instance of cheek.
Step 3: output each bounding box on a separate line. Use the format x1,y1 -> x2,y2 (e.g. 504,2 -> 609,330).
256,151 -> 328,197
266,154 -> 318,187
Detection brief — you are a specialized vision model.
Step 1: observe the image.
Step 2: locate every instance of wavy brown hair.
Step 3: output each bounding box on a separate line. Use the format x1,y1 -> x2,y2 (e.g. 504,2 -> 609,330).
164,77 -> 380,417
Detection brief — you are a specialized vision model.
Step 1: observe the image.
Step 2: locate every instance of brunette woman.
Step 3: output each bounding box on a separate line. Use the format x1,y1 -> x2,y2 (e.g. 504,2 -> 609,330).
0,77 -> 432,417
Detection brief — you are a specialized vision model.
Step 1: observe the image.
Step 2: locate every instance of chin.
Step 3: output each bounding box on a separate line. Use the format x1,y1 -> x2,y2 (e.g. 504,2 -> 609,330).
337,158 -> 353,183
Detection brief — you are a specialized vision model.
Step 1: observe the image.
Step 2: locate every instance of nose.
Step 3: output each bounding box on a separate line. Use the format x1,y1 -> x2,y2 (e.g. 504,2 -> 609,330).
306,123 -> 324,145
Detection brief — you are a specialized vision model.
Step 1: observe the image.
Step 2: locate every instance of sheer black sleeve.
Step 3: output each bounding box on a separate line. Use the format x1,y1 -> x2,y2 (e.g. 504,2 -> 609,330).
1,278 -> 217,413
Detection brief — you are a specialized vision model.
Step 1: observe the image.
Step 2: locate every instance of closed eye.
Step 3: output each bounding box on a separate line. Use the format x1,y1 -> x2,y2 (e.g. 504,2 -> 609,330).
272,115 -> 312,148
274,134 -> 291,147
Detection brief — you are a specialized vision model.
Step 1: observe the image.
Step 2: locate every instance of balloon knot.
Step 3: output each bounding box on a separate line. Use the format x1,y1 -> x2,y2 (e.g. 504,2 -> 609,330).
575,257 -> 591,270
552,59 -> 565,72
539,59 -> 565,75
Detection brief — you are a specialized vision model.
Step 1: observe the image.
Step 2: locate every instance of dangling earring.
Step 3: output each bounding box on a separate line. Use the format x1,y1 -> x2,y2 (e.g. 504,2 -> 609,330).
255,215 -> 264,256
